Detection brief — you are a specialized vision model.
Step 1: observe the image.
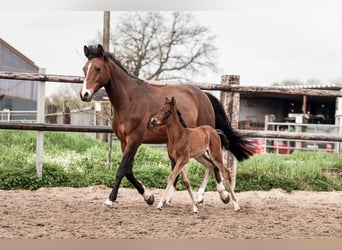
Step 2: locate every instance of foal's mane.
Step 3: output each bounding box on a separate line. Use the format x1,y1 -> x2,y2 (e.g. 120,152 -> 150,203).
175,108 -> 187,128
85,45 -> 138,80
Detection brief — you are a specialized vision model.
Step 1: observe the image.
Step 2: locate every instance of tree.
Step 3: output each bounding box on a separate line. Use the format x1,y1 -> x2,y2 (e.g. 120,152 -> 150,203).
45,83 -> 88,113
92,12 -> 218,81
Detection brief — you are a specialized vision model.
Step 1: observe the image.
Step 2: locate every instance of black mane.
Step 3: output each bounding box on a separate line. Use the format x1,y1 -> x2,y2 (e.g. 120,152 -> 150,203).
85,45 -> 138,80
176,108 -> 187,128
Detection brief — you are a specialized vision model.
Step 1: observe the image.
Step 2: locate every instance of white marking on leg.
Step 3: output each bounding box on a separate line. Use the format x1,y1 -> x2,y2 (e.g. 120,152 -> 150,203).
197,168 -> 211,204
197,187 -> 205,203
165,185 -> 175,205
222,174 -> 240,211
193,204 -> 198,214
217,181 -> 225,193
233,200 -> 240,211
157,181 -> 174,210
143,190 -> 150,200
103,198 -> 113,208
217,182 -> 230,204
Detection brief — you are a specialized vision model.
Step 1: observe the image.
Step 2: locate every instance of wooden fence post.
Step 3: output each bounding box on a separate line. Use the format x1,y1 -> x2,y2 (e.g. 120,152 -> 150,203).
220,75 -> 240,189
36,68 -> 45,178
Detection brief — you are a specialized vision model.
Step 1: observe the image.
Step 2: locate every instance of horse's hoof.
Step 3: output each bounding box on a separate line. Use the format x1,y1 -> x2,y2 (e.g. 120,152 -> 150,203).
144,193 -> 155,205
222,196 -> 230,204
143,190 -> 155,205
165,197 -> 172,205
157,205 -> 163,211
220,191 -> 230,204
102,198 -> 113,208
193,206 -> 198,214
197,198 -> 204,204
233,203 -> 240,212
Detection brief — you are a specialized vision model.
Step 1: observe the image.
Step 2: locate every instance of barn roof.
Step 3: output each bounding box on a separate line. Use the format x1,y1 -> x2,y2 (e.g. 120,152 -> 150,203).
0,38 -> 39,70
279,83 -> 342,91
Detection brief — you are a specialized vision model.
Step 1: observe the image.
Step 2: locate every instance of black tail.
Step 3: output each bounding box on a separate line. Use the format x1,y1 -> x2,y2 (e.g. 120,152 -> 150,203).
206,92 -> 254,161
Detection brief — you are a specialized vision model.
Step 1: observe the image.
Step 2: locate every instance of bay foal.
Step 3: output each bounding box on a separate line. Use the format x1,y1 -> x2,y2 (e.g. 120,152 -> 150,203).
150,97 -> 240,213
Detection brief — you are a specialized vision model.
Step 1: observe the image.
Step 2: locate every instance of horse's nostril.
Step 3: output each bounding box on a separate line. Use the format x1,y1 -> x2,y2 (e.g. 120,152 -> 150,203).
84,92 -> 89,98
150,119 -> 157,127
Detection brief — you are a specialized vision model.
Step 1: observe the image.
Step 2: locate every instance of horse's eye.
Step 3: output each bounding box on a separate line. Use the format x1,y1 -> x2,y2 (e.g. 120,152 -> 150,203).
95,67 -> 101,73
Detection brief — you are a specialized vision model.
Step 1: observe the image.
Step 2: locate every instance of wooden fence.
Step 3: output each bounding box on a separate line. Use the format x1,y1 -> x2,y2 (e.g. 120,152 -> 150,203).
1,71 -> 342,179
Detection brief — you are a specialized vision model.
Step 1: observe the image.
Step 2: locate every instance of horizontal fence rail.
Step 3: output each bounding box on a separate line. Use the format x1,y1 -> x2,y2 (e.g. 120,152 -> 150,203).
240,130 -> 342,142
0,122 -> 113,133
1,71 -> 342,97
1,122 -> 341,142
0,72 -> 84,83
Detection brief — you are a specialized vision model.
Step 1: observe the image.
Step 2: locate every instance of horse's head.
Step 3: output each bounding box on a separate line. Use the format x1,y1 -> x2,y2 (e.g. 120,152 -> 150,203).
150,97 -> 176,127
80,44 -> 111,102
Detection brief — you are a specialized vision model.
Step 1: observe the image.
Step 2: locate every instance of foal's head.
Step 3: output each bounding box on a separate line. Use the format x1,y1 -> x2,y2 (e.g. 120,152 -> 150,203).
150,97 -> 187,128
80,44 -> 111,102
150,97 -> 176,128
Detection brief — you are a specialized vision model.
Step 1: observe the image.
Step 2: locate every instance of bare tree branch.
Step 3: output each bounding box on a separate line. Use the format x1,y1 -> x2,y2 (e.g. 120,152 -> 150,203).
109,12 -> 218,81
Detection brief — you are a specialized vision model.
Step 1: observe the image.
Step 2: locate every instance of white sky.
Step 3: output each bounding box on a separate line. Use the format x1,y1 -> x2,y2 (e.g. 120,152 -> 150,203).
1,0 -> 342,96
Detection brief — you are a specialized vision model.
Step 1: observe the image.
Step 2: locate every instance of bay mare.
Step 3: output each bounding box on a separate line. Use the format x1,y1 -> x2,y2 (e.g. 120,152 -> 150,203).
80,44 -> 253,208
150,97 -> 240,213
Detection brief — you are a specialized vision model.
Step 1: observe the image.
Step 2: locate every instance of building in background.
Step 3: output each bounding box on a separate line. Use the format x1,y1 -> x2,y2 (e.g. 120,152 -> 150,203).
0,38 -> 39,121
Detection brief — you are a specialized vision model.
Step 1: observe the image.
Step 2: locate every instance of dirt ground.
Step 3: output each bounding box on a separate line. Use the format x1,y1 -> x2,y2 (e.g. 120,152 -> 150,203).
0,186 -> 341,239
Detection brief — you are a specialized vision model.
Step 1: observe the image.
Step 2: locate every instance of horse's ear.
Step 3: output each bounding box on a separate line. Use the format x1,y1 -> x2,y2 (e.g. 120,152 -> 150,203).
170,96 -> 176,106
165,97 -> 170,103
97,44 -> 104,57
84,45 -> 89,57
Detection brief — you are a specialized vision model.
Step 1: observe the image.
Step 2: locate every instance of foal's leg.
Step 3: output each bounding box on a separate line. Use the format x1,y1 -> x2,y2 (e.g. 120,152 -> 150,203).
165,156 -> 177,205
195,157 -> 229,204
180,167 -> 198,213
157,160 -> 187,211
221,166 -> 240,211
212,156 -> 240,211
213,167 -> 230,204
197,168 -> 211,204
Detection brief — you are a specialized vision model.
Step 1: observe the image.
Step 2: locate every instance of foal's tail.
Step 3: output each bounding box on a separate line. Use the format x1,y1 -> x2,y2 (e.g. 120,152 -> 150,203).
216,129 -> 231,150
206,92 -> 254,161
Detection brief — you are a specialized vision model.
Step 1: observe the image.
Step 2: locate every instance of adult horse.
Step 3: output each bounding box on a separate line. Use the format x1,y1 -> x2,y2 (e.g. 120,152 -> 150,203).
80,44 -> 253,208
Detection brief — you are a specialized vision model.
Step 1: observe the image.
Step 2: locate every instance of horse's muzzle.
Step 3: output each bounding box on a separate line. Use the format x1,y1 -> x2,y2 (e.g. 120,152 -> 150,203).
80,89 -> 93,102
149,118 -> 158,127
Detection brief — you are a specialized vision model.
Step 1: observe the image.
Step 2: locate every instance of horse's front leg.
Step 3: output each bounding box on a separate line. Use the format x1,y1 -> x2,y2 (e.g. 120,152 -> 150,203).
157,160 -> 186,211
103,140 -> 154,208
165,156 -> 177,205
180,167 -> 198,213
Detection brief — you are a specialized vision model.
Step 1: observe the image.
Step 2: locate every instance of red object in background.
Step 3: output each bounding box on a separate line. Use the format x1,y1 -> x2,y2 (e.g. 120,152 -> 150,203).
273,142 -> 292,154
248,140 -> 264,154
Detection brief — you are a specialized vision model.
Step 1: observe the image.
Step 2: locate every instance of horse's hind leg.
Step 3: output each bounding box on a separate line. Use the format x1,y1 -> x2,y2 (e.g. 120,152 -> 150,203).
222,167 -> 240,211
195,157 -> 229,204
213,159 -> 240,211
213,167 -> 230,204
180,167 -> 198,213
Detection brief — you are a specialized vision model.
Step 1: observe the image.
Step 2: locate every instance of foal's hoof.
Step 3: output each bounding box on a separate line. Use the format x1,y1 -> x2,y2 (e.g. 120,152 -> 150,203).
144,193 -> 155,205
220,191 -> 230,204
233,203 -> 241,212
